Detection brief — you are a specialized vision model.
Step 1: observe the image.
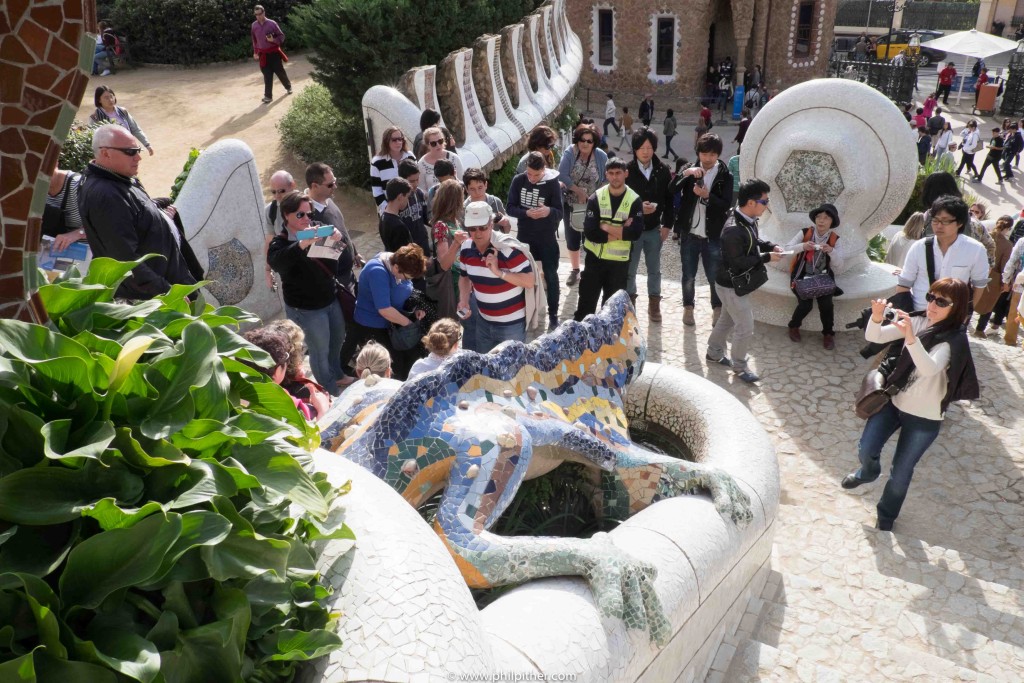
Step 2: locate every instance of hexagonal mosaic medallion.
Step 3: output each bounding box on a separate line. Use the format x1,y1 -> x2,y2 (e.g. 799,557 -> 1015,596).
775,151 -> 845,213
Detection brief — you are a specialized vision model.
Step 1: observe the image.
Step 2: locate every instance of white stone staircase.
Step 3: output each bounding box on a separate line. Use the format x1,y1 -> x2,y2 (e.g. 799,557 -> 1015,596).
705,504 -> 1024,682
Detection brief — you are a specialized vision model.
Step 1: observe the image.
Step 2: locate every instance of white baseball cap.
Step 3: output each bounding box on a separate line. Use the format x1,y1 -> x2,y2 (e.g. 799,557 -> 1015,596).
464,201 -> 492,228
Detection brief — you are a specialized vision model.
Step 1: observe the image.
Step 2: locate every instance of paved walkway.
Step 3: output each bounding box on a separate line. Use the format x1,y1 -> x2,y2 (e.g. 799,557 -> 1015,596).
82,62 -> 1024,681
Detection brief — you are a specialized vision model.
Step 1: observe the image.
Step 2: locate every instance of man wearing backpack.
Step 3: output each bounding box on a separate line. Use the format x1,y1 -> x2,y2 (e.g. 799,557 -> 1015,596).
263,170 -> 295,290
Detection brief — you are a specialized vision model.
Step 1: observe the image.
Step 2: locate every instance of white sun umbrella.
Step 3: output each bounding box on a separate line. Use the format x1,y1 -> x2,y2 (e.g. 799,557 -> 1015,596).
919,29 -> 1021,104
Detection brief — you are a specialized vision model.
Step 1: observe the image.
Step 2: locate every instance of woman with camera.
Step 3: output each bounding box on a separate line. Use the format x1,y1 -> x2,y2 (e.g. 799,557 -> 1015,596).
267,192 -> 347,394
841,278 -> 979,531
785,203 -> 845,349
558,122 -> 607,287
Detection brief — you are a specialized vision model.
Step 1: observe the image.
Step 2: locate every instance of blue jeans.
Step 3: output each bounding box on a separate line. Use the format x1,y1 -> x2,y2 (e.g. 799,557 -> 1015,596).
476,318 -> 526,353
680,234 -> 722,308
523,238 -> 560,319
855,401 -> 942,523
94,47 -> 112,74
461,294 -> 480,353
626,229 -> 663,296
285,301 -> 346,396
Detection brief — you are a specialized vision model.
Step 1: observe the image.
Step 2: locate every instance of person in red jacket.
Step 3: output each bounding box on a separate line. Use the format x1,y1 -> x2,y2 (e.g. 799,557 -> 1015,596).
938,62 -> 957,105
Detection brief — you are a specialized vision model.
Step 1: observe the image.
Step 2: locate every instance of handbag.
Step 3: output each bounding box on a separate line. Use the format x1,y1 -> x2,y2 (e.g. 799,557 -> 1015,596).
854,368 -> 899,419
425,232 -> 457,319
388,318 -> 421,351
792,247 -> 836,300
312,259 -> 357,321
728,221 -> 768,297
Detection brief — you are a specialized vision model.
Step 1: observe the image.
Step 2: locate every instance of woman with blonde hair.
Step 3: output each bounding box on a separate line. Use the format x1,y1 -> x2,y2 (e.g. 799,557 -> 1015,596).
408,319 -> 462,378
417,126 -> 465,191
973,215 -> 1014,337
885,212 -> 925,267
355,341 -> 393,379
371,125 -> 414,214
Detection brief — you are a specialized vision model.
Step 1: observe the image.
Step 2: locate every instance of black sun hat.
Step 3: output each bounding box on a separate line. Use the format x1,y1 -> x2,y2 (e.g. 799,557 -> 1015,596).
809,203 -> 840,228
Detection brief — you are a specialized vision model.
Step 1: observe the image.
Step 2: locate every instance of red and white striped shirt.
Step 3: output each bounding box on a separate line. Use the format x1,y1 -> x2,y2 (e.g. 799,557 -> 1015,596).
457,239 -> 532,324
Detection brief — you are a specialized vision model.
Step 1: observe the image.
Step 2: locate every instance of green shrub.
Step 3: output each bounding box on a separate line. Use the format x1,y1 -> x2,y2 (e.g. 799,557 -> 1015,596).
291,0 -> 538,117
867,234 -> 888,263
59,121 -> 103,173
486,155 -> 523,207
109,0 -> 311,65
0,259 -> 351,682
170,147 -> 202,202
278,84 -> 368,187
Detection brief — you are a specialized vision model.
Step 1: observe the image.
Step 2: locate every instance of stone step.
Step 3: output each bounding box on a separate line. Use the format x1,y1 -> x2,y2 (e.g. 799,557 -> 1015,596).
714,639 -> 844,683
756,571 -> 1024,680
776,503 -> 1024,619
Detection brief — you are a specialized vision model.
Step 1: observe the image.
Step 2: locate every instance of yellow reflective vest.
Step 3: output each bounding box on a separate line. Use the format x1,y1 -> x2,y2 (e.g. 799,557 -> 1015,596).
584,185 -> 639,262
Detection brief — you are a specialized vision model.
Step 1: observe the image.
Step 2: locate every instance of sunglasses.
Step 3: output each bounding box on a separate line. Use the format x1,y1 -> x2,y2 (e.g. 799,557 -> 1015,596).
579,138 -> 595,144
318,182 -> 336,188
294,211 -> 310,219
466,225 -> 491,233
270,188 -> 289,195
930,217 -> 957,226
925,292 -> 953,308
755,198 -> 770,206
390,137 -> 405,143
101,146 -> 142,156
428,139 -> 445,147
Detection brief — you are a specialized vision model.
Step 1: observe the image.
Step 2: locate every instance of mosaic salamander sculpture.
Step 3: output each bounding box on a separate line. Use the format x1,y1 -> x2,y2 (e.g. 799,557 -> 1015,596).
320,291 -> 752,644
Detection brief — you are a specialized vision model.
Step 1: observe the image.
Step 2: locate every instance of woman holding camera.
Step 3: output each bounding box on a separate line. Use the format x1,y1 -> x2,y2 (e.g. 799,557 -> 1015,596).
785,203 -> 845,349
558,122 -> 607,286
267,192 -> 346,394
841,278 -> 979,531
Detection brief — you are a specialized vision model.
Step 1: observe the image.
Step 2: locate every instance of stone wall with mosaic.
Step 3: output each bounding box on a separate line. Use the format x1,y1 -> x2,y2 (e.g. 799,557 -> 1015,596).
0,0 -> 94,321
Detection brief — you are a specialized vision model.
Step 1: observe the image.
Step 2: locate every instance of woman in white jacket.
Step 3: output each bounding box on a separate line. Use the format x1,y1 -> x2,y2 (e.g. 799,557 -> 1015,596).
955,120 -> 981,179
842,277 -> 977,531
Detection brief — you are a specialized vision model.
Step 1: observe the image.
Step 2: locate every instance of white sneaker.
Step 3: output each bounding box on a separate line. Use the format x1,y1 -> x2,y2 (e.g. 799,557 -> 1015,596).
100,69 -> 111,76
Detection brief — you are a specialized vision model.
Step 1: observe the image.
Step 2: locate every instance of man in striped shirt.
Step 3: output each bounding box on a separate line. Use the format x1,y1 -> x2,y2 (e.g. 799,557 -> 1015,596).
457,202 -> 535,352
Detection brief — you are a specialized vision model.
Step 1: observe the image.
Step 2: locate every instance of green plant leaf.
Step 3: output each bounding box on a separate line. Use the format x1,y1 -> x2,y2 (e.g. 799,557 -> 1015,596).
258,628 -> 342,662
231,445 -> 329,520
142,511 -> 231,588
141,323 -> 219,439
59,512 -> 183,609
159,619 -> 243,683
81,499 -> 164,531
34,650 -> 119,682
41,420 -> 116,464
0,320 -> 99,393
0,465 -> 143,525
112,428 -> 191,468
37,282 -> 112,319
168,420 -> 247,455
83,256 -> 155,289
75,613 -> 161,683
0,521 -> 79,577
0,573 -> 64,658
200,530 -> 290,582
0,651 -> 36,680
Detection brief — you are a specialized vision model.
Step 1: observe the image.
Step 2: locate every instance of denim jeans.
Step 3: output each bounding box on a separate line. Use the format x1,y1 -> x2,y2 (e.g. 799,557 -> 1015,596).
461,294 -> 481,353
285,301 -> 345,395
523,237 -> 560,319
476,318 -> 526,353
679,234 -> 721,308
855,401 -> 942,524
626,229 -> 663,296
94,47 -> 112,74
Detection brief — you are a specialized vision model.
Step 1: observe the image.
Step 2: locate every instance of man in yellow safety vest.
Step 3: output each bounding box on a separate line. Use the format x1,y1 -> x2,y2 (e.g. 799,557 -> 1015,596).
574,157 -> 645,321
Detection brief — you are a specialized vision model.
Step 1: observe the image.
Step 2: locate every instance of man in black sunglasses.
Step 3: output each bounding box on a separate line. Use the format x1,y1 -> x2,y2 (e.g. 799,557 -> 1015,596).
78,124 -> 204,301
305,162 -> 363,286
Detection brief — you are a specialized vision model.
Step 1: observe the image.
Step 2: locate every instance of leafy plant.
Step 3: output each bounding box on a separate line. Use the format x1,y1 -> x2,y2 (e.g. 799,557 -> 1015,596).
894,154 -> 967,224
277,85 -> 366,187
551,97 -> 579,136
867,233 -> 888,263
170,148 -> 202,203
486,155 -> 522,208
0,259 -> 351,682
59,121 -> 104,173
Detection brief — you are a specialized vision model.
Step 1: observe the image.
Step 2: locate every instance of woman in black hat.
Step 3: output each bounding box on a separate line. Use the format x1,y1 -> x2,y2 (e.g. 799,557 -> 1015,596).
784,203 -> 845,349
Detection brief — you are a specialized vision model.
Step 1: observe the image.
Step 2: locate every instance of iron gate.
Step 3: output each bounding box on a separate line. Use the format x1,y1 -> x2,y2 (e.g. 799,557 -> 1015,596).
829,59 -> 917,106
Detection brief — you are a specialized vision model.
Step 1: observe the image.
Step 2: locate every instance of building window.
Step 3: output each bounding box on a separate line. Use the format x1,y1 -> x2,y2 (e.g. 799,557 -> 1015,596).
598,9 -> 614,66
793,1 -> 815,57
656,17 -> 675,76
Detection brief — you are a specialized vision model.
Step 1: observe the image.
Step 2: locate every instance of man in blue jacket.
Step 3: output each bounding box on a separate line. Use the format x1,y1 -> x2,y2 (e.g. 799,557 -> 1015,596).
507,152 -> 563,329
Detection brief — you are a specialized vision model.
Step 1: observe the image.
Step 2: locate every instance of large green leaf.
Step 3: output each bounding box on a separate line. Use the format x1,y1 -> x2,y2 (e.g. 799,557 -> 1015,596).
112,428 -> 191,469
231,445 -> 329,520
81,499 -> 164,531
146,460 -> 236,510
34,650 -> 118,683
0,573 -> 65,659
141,323 -> 219,439
0,465 -> 143,525
0,521 -> 80,577
41,420 -> 115,464
200,530 -> 290,582
159,620 -> 243,683
82,256 -> 153,289
169,420 -> 247,456
0,320 -> 100,393
0,651 -> 36,680
141,511 -> 231,588
59,512 -> 182,609
75,614 -> 161,683
258,628 -> 341,662
36,283 -> 112,319
0,406 -> 46,469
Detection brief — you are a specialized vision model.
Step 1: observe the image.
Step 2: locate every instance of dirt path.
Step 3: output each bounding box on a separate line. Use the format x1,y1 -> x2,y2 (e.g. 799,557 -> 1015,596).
74,56 -> 383,237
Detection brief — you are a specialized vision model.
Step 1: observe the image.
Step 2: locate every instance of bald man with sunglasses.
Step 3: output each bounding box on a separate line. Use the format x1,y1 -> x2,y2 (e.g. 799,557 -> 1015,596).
78,124 -> 203,300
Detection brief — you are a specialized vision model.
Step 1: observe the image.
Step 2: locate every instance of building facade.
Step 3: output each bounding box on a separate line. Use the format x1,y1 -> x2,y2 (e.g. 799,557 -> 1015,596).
567,0 -> 840,102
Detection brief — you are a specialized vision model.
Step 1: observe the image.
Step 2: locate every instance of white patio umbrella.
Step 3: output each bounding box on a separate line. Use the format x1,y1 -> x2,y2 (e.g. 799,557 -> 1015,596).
919,29 -> 1021,105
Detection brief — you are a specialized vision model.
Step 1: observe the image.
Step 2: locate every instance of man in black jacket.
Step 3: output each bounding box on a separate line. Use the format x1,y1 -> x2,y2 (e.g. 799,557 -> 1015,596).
625,128 -> 674,322
78,124 -> 203,301
706,178 -> 783,383
673,133 -> 733,328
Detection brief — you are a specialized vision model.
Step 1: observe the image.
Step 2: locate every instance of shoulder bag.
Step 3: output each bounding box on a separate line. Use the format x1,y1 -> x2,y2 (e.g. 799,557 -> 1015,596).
793,247 -> 836,300
854,368 -> 900,419
312,259 -> 357,322
389,317 -> 421,351
729,222 -> 769,296
425,227 -> 457,319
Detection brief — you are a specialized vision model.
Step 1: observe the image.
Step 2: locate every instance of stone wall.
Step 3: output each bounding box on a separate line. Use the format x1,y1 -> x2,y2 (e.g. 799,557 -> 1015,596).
0,0 -> 94,321
567,0 -> 837,105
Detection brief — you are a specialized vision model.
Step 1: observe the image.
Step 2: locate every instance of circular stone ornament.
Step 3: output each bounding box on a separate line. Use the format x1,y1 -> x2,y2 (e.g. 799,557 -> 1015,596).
739,78 -> 918,254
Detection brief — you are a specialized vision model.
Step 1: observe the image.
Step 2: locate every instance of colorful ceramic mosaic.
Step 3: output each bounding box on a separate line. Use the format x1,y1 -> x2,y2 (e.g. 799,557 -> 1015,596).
321,291 -> 753,645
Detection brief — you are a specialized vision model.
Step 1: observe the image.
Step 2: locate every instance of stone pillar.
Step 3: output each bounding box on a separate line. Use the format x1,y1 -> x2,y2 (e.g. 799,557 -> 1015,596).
976,0 -> 995,32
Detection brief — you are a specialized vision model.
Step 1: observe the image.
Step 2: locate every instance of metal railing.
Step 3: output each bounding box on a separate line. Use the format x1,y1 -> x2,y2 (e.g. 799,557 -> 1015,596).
835,0 -> 979,30
829,59 -> 917,105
